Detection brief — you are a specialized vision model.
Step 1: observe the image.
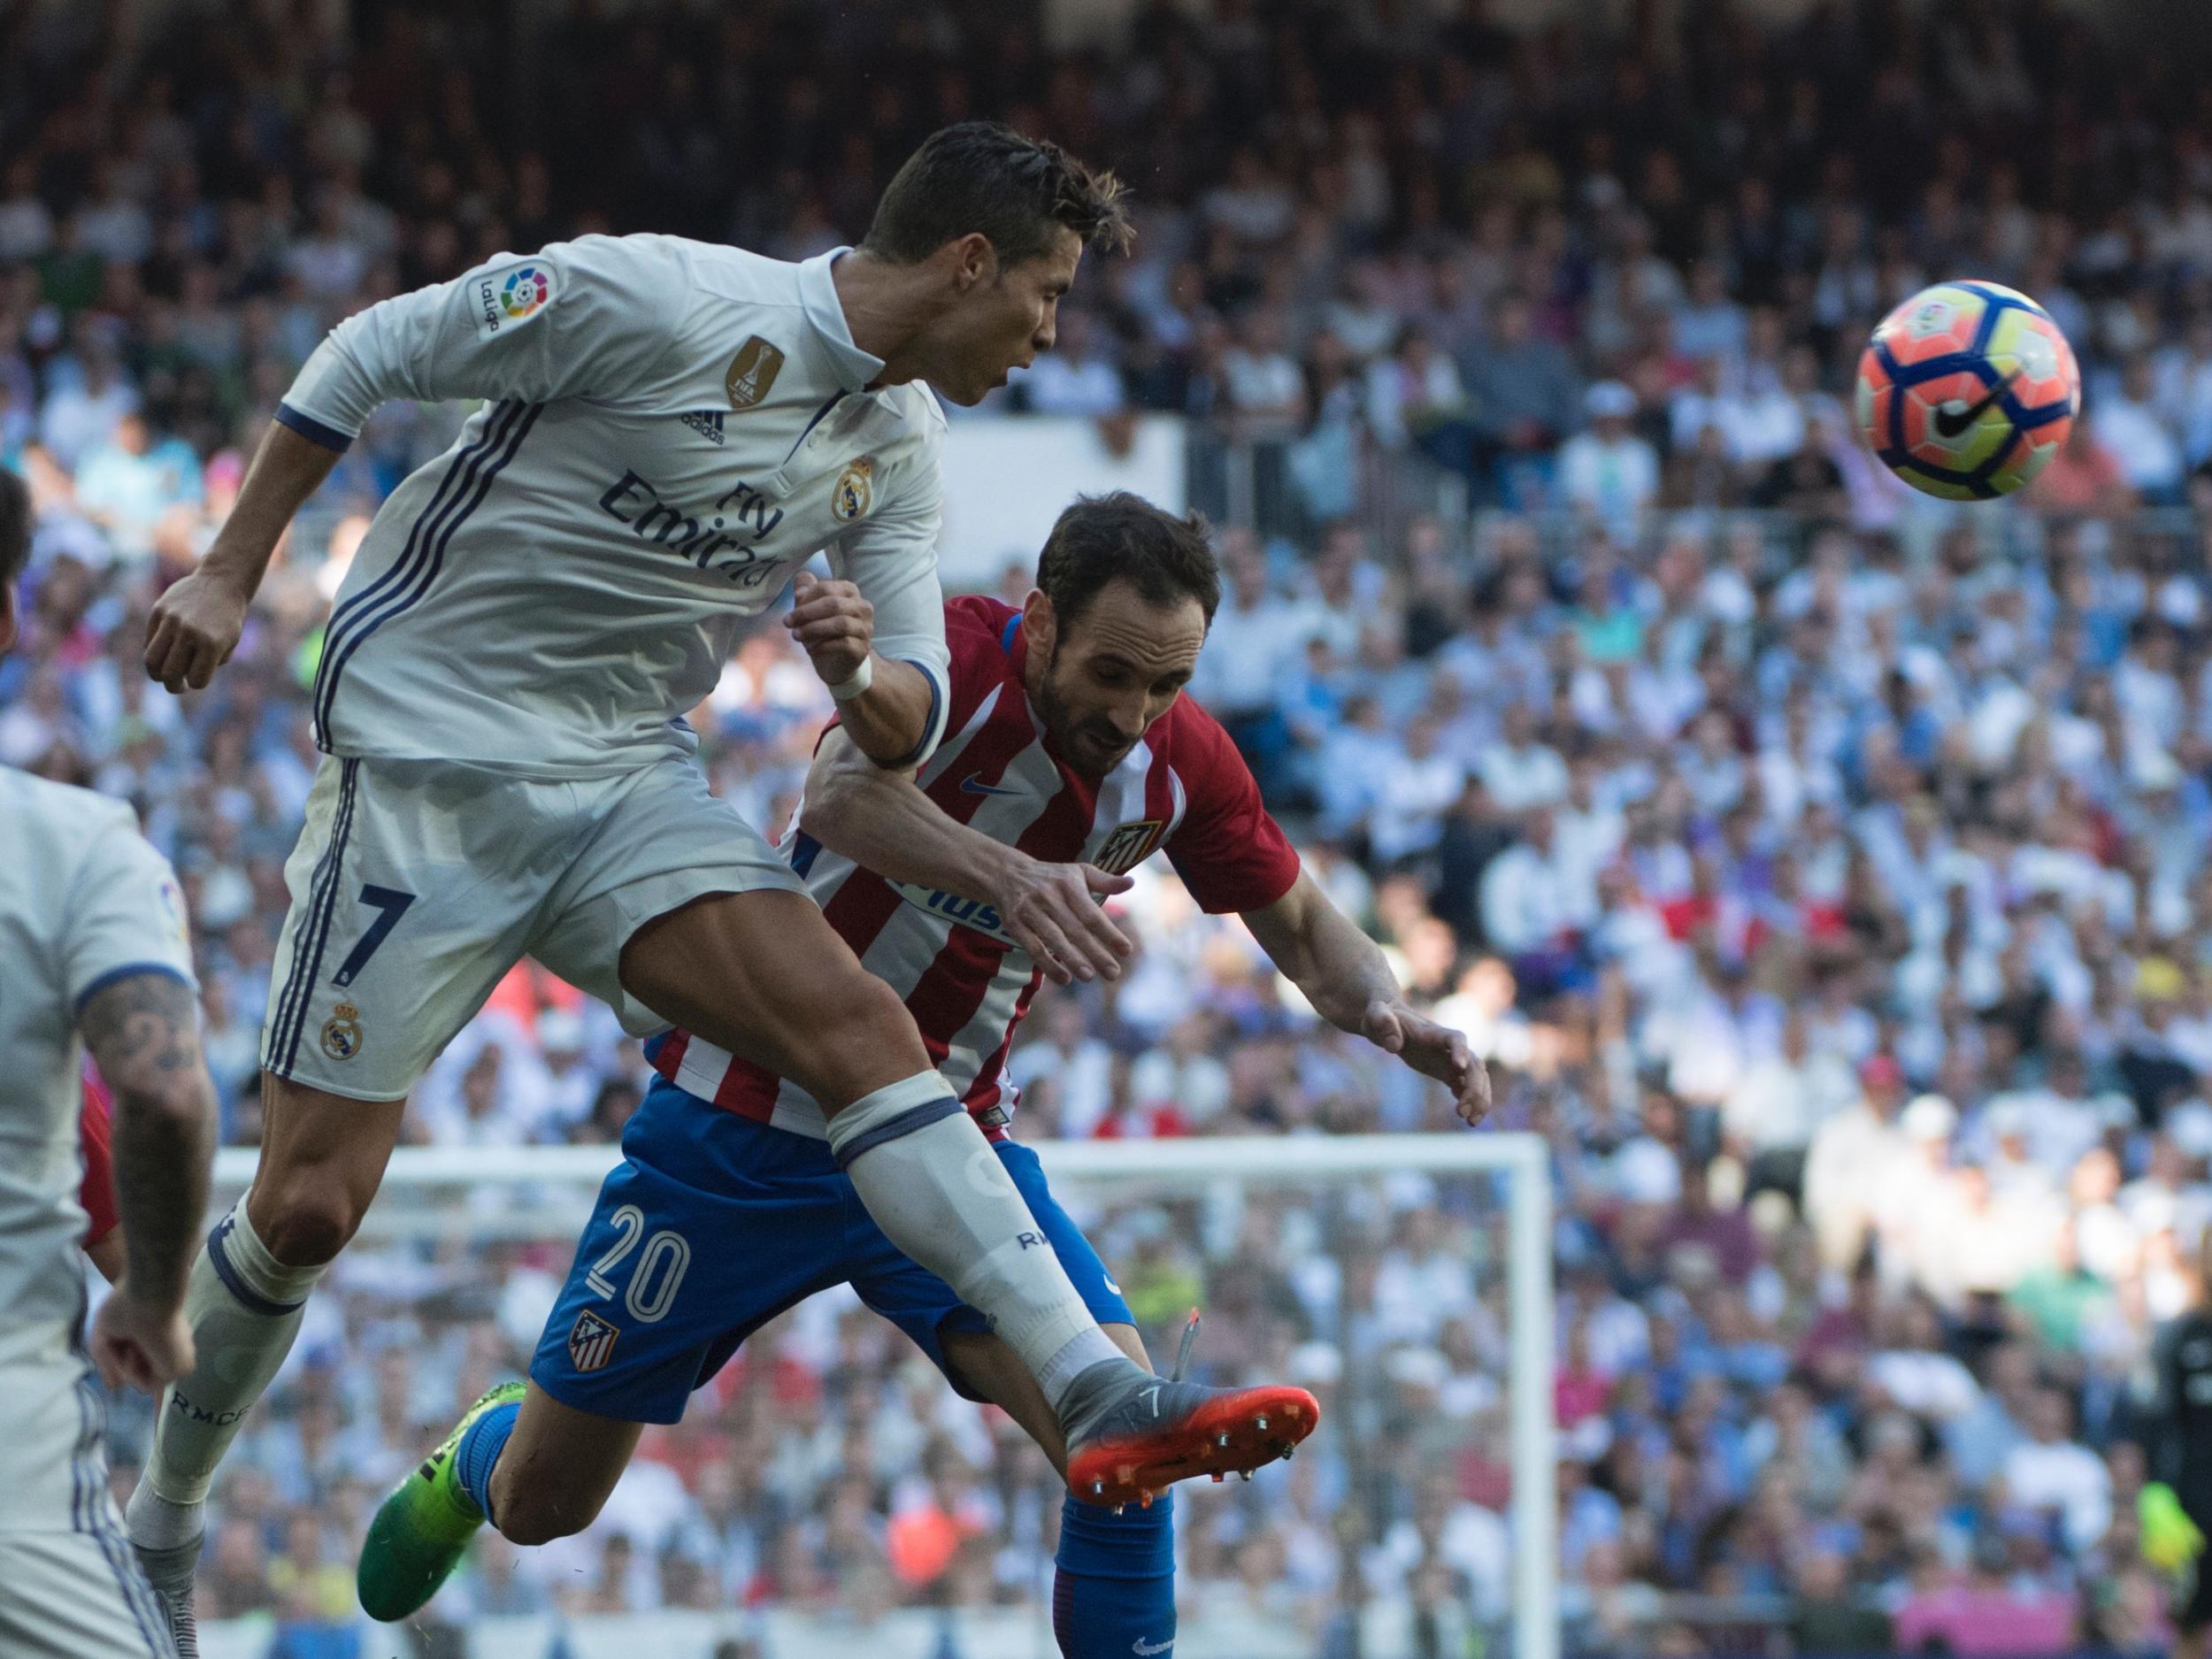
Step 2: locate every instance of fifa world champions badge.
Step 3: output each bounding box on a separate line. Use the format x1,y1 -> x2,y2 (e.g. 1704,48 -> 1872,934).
725,335 -> 786,409
321,1002 -> 365,1063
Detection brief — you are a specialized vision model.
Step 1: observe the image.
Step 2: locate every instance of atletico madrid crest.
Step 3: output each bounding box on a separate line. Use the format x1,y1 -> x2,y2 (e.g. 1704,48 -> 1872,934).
567,1309 -> 620,1372
1094,820 -> 1164,875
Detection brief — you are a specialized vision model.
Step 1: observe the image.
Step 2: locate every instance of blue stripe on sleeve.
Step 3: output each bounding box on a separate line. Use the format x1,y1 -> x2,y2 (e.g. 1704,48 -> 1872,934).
876,657 -> 945,770
274,401 -> 356,453
73,961 -> 193,1017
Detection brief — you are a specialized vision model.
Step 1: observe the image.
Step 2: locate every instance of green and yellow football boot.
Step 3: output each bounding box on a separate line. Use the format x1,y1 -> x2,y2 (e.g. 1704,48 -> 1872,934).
357,1380 -> 524,1622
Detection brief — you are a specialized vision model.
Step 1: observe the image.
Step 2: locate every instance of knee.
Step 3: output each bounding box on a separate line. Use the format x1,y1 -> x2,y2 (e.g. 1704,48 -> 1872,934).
803,975 -> 931,1109
245,1177 -> 364,1267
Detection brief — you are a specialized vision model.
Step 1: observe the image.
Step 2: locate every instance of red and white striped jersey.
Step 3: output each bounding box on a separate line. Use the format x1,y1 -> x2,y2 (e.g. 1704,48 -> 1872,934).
649,595 -> 1302,1141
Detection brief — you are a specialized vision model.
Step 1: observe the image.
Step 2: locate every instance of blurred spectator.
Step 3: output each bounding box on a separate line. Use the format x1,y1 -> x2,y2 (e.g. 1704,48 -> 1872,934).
1556,381 -> 1659,537
2099,357 -> 2189,506
1012,306 -> 1125,419
8,1 -> 2212,1647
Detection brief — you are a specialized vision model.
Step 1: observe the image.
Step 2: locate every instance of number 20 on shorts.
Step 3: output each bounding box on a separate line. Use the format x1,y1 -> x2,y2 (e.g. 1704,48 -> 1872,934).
584,1203 -> 692,1323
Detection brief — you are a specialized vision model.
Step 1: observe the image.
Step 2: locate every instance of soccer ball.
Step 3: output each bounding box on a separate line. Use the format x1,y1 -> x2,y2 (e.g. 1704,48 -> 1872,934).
1855,280 -> 2081,500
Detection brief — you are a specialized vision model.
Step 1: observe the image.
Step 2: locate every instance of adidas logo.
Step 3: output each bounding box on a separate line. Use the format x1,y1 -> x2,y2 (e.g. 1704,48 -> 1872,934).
680,410 -> 726,445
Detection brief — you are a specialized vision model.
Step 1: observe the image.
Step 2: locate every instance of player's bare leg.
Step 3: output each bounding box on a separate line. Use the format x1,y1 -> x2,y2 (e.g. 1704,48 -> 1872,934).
357,1328 -> 1164,1624
483,1386 -> 641,1544
619,888 -> 1317,1504
127,1077 -> 406,1648
356,1381 -> 641,1619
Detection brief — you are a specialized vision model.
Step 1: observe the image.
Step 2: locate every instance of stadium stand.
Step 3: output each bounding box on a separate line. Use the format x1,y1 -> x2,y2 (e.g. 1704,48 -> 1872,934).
9,0 -> 2212,1652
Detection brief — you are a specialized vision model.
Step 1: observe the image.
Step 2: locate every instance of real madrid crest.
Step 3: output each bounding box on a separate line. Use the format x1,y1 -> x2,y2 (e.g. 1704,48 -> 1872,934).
832,456 -> 874,523
321,1002 -> 365,1063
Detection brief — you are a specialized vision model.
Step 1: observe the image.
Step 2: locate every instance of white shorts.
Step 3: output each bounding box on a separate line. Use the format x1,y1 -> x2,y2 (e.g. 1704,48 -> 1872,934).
0,1350 -> 168,1659
260,753 -> 806,1101
0,1532 -> 172,1659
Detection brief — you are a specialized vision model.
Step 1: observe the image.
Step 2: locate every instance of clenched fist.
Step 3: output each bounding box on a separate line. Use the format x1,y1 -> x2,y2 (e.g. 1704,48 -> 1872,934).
785,571 -> 874,688
143,568 -> 252,693
89,1284 -> 196,1394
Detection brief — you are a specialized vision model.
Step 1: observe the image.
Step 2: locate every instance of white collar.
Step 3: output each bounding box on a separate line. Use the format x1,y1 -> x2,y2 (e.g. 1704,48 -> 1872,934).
796,247 -> 886,395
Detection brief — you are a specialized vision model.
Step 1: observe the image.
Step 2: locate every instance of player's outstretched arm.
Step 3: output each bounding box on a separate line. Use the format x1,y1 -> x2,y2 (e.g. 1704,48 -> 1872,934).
803,726 -> 1134,985
79,970 -> 218,1391
143,420 -> 341,692
1242,872 -> 1492,1125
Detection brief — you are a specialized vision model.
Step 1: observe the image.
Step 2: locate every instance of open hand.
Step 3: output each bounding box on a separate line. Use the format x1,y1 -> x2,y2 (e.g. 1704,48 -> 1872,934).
995,856 -> 1135,986
1361,1000 -> 1491,1125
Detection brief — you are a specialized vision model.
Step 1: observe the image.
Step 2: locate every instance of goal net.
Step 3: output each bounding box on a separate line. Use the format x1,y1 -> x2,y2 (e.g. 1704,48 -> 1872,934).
197,1133 -> 1555,1659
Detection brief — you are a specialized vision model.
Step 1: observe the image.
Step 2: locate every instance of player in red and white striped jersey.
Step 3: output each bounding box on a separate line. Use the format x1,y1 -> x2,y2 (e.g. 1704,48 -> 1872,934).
370,495 -> 1488,1650
654,573 -> 1312,1143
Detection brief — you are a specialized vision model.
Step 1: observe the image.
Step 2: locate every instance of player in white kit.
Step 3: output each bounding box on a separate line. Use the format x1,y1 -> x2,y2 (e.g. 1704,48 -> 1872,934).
0,471 -> 220,1657
127,125 -> 1310,1645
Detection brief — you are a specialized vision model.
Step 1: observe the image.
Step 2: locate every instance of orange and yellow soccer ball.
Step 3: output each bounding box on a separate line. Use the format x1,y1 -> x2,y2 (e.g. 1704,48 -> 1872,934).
1855,280 -> 2081,499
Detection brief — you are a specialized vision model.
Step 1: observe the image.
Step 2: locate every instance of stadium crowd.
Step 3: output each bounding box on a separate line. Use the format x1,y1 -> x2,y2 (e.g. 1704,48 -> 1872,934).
11,0 -> 2212,1652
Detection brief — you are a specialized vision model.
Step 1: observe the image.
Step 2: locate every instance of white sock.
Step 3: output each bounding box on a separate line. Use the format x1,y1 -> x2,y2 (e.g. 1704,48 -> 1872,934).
133,1200 -> 326,1518
827,1074 -> 1125,1408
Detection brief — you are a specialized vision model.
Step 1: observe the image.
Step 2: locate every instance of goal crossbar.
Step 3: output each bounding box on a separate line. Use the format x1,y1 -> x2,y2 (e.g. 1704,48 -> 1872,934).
210,1132 -> 1558,1659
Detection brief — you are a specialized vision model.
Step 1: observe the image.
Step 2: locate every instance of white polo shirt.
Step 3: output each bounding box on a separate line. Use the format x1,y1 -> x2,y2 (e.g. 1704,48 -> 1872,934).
280,235 -> 952,778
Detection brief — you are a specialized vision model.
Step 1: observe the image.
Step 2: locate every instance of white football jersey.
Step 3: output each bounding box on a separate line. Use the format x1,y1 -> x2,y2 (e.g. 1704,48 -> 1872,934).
281,236 -> 953,778
0,767 -> 194,1525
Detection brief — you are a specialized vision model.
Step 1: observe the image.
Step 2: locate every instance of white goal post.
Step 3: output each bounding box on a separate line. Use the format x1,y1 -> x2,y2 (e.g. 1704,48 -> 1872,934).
211,1132 -> 1558,1659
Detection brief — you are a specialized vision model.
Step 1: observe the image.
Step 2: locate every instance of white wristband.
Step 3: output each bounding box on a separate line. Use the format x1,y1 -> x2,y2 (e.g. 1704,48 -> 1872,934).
826,653 -> 875,703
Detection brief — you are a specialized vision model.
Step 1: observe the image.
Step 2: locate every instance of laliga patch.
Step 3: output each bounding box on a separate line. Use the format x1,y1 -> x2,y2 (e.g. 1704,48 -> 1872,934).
567,1309 -> 620,1373
474,261 -> 556,340
156,875 -> 190,950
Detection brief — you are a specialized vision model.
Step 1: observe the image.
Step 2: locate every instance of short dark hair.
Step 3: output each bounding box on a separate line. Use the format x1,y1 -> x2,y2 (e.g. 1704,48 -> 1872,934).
864,123 -> 1133,270
0,468 -> 28,587
1036,492 -> 1219,631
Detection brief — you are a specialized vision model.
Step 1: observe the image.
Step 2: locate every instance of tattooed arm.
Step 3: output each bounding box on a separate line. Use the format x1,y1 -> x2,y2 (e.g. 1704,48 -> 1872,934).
79,970 -> 216,1390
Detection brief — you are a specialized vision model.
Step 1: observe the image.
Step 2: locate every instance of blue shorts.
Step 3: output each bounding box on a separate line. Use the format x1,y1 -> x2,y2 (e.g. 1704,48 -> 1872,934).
531,1077 -> 1133,1424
